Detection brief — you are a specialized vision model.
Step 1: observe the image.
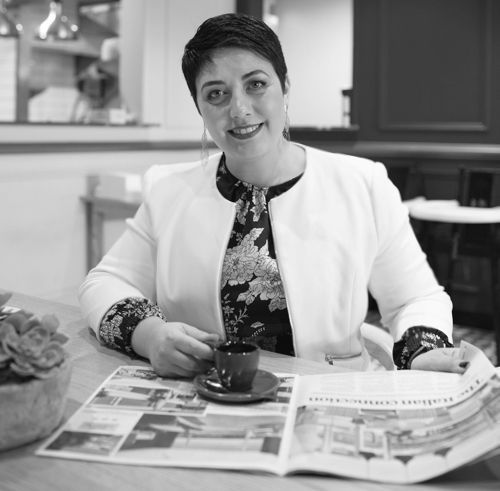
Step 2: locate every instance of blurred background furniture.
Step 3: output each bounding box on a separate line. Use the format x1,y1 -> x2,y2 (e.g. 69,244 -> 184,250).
341,88 -> 353,127
80,173 -> 141,270
409,167 -> 500,364
386,161 -> 424,202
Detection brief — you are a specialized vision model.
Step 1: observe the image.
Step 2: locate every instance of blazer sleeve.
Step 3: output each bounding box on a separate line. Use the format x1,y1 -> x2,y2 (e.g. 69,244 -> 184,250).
78,166 -> 161,338
367,162 -> 454,342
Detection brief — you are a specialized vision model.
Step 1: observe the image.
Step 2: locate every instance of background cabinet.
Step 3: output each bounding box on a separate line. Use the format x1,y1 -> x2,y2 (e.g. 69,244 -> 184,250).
352,0 -> 500,144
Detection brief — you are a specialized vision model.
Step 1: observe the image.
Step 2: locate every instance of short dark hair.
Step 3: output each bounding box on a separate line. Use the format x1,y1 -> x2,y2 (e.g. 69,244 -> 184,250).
182,13 -> 288,109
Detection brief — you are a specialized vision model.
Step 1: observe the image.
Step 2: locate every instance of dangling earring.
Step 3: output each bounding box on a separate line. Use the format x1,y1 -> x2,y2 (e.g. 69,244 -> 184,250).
201,124 -> 209,166
282,103 -> 290,141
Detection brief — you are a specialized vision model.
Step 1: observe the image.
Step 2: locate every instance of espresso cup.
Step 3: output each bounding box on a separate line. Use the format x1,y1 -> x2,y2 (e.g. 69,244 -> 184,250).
213,341 -> 260,392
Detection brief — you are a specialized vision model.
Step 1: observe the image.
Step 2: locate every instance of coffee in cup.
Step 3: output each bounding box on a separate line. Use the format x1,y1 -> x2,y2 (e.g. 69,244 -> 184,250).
213,341 -> 260,392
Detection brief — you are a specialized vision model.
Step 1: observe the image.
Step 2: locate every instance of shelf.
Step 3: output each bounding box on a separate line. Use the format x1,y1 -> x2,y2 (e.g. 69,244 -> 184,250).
30,39 -> 100,58
28,10 -> 119,59
290,125 -> 359,142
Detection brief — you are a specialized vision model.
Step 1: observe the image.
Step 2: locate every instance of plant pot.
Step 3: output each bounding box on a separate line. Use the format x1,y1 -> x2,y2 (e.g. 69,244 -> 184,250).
0,360 -> 72,451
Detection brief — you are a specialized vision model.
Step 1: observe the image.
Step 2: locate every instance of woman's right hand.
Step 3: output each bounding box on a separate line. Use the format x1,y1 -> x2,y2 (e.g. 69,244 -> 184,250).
131,317 -> 221,378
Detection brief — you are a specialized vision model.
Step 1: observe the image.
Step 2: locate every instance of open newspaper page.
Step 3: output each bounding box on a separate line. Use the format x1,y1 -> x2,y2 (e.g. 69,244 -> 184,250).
285,341 -> 500,483
37,367 -> 299,474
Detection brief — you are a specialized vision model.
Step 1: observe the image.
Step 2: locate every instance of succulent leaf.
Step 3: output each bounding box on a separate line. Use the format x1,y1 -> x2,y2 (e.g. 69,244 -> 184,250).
2,324 -> 21,352
2,312 -> 29,333
0,291 -> 68,383
0,292 -> 12,308
0,322 -> 17,341
17,317 -> 40,335
31,342 -> 65,369
18,325 -> 51,357
41,314 -> 60,334
10,361 -> 37,377
52,332 -> 69,344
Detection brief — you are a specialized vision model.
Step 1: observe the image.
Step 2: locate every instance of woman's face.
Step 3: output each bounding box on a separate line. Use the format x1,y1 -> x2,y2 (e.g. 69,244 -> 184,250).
195,47 -> 289,163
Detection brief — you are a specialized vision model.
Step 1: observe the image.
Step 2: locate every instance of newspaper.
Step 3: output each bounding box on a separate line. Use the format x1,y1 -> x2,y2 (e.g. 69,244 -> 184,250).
37,342 -> 500,483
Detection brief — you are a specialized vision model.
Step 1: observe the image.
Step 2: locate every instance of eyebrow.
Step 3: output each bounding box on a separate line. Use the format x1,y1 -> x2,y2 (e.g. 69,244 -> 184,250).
200,70 -> 269,91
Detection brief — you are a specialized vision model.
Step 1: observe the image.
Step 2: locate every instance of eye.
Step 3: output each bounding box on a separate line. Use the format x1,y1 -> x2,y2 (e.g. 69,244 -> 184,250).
206,89 -> 227,104
248,80 -> 267,92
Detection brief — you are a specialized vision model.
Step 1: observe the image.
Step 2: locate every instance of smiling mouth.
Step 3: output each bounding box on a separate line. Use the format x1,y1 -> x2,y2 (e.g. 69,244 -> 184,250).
228,123 -> 263,139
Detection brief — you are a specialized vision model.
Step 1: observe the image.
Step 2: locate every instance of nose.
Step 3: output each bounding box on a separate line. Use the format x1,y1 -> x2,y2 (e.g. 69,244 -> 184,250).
229,90 -> 251,120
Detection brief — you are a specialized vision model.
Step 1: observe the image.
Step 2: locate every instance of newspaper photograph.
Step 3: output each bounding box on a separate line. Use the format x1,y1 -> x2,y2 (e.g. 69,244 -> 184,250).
37,342 -> 500,483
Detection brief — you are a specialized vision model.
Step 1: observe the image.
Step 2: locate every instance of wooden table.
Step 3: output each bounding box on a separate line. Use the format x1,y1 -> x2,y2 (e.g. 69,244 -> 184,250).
1,294 -> 499,491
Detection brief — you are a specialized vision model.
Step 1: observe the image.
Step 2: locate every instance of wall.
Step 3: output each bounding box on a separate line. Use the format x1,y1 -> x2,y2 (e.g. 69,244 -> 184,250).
0,149 -> 201,304
120,0 -> 146,123
120,0 -> 236,135
277,0 -> 352,128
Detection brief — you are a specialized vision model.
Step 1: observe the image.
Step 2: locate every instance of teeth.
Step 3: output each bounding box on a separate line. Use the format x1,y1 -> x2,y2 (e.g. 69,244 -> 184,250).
232,124 -> 259,135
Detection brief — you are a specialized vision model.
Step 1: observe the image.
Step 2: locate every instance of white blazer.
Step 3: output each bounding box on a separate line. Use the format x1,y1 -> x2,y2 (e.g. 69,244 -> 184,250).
79,145 -> 452,370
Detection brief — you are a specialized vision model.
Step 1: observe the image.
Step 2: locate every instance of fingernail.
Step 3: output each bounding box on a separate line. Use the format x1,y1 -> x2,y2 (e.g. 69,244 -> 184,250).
459,361 -> 469,369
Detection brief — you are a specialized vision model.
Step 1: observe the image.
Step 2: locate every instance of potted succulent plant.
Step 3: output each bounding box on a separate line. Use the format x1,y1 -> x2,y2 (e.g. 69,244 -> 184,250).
0,292 -> 71,451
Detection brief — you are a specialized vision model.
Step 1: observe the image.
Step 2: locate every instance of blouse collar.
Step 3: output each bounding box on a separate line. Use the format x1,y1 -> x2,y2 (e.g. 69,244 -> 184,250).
216,154 -> 303,203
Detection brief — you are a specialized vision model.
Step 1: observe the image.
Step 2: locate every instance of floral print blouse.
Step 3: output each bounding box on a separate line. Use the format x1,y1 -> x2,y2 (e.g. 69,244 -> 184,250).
98,155 -> 452,369
217,154 -> 299,355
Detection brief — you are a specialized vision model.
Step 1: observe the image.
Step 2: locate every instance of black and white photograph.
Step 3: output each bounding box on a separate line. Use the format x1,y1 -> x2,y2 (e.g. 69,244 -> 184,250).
1,0 -> 500,490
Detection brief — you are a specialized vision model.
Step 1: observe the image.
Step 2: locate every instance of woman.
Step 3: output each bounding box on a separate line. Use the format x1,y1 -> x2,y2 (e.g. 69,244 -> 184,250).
79,13 -> 466,378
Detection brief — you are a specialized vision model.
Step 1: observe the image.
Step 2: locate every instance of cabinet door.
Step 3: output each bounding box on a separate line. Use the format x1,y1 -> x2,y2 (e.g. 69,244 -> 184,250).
354,0 -> 498,144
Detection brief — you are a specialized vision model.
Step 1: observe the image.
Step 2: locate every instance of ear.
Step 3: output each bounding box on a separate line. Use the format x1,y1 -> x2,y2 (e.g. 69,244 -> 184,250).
283,75 -> 291,104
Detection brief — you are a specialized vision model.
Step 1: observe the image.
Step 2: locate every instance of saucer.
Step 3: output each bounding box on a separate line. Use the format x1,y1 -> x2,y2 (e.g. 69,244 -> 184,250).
194,369 -> 280,403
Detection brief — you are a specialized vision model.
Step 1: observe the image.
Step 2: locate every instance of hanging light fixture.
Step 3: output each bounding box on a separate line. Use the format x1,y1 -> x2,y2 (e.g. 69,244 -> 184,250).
0,0 -> 22,37
36,0 -> 78,41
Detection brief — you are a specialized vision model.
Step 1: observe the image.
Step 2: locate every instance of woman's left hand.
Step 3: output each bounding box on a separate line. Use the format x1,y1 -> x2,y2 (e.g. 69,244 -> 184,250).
410,347 -> 468,374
